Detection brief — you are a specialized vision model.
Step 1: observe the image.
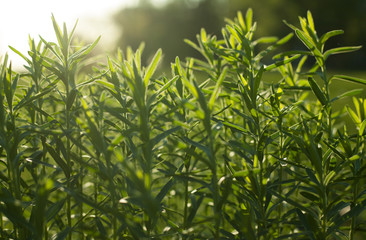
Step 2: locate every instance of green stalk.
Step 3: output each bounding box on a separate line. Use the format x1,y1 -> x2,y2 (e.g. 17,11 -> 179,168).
105,151 -> 117,240
278,116 -> 284,237
63,56 -> 73,240
78,134 -> 84,240
66,84 -> 71,240
140,104 -> 154,234
321,66 -> 333,141
349,181 -> 358,240
203,109 -> 220,239
183,161 -> 190,231
182,110 -> 190,233
141,106 -> 152,187
209,131 -> 220,240
9,123 -> 27,239
321,64 -> 331,239
349,146 -> 363,240
0,214 -> 2,238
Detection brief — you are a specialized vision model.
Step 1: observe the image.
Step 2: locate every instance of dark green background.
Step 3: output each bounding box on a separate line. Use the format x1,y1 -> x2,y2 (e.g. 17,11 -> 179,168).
111,0 -> 366,70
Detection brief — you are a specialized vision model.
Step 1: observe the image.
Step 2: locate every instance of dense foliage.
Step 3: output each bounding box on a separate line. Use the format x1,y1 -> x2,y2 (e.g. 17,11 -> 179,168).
0,10 -> 366,239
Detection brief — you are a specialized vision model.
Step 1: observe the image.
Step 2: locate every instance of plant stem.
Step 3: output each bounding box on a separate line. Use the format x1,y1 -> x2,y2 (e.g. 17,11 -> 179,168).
183,146 -> 191,231
64,66 -> 72,240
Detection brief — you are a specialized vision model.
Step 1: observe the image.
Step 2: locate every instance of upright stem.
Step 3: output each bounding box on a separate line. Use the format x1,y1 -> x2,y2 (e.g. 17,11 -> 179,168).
210,135 -> 220,240
139,104 -> 154,234
64,67 -> 72,240
183,162 -> 190,231
278,116 -> 284,237
349,184 -> 357,240
349,162 -> 360,240
78,135 -> 84,240
204,114 -> 220,239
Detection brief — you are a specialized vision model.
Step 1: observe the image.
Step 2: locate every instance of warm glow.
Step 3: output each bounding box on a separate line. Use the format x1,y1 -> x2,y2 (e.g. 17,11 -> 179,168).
0,0 -> 137,69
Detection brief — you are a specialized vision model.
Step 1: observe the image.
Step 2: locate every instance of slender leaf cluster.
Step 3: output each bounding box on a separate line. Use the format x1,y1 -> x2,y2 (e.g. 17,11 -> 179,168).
0,10 -> 365,239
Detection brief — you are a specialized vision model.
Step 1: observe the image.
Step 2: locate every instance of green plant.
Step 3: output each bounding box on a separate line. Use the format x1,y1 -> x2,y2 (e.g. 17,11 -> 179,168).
0,9 -> 365,240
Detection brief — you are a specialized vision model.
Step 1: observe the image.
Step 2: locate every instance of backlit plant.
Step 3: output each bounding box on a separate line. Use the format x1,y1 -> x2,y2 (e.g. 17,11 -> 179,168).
0,9 -> 365,239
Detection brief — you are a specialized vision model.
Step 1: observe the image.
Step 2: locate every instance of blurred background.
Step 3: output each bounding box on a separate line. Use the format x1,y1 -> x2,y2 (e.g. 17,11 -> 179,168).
0,0 -> 365,71
114,0 -> 366,71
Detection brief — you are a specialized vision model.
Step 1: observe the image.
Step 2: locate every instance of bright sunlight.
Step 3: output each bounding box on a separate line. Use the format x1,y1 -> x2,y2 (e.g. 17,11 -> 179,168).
0,0 -> 136,69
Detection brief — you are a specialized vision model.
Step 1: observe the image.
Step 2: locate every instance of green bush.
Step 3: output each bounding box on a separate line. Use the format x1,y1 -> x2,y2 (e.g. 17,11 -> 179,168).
0,9 -> 365,240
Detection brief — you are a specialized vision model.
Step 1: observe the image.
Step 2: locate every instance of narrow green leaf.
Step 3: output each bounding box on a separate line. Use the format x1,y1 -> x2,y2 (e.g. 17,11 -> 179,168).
359,120 -> 366,136
144,48 -> 162,87
212,117 -> 250,134
147,76 -> 179,108
328,201 -> 350,221
333,75 -> 366,85
237,11 -> 245,31
187,195 -> 204,227
104,106 -> 136,128
200,28 -> 207,42
245,8 -> 253,31
51,14 -> 64,51
271,190 -> 311,213
253,36 -> 278,45
276,32 -> 294,45
233,168 -> 260,177
156,75 -> 179,96
46,199 -> 66,222
155,178 -> 175,203
265,54 -> 301,71
273,50 -> 311,60
324,46 -> 362,60
226,25 -> 241,46
208,67 -> 227,110
96,80 -> 117,93
134,49 -> 142,76
283,20 -> 299,32
80,98 -> 105,153
44,143 -> 70,178
69,18 -> 79,43
330,199 -> 366,234
95,217 -> 108,237
319,30 -> 344,47
300,191 -> 319,202
184,39 -> 202,53
151,126 -> 181,147
295,29 -> 323,65
346,105 -> 361,124
324,171 -> 336,186
308,77 -> 327,106
330,89 -> 363,103
296,209 -> 317,240
0,187 -> 33,229
54,227 -> 72,240
66,89 -> 78,110
68,36 -> 101,63
9,45 -> 31,65
253,66 -> 264,98
307,11 -> 315,33
30,179 -> 52,239
14,80 -> 58,111
349,154 -> 360,161
3,66 -> 12,110
182,136 -> 210,157
175,57 -> 197,98
61,22 -> 69,56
